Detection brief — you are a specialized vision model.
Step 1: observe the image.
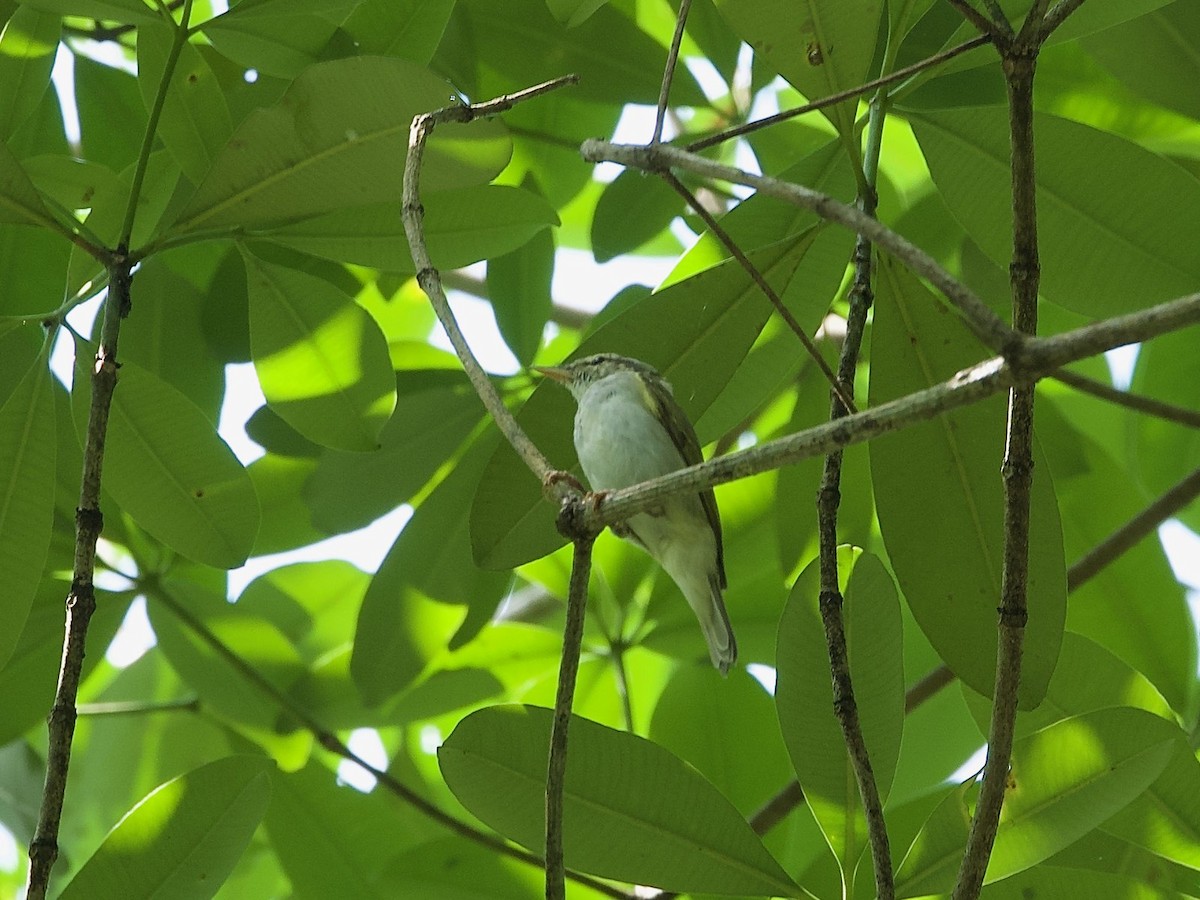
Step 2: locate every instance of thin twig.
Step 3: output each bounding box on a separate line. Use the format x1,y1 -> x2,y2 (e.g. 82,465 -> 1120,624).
944,0 -> 1009,40
1049,369 -> 1200,429
545,536 -> 596,900
660,171 -> 855,411
403,76 -> 580,494
581,140 -> 1018,356
77,697 -> 200,716
1040,0 -> 1089,38
687,35 -> 990,154
653,0 -> 692,145
1068,465 -> 1200,592
1017,0 -> 1053,43
980,0 -> 1015,35
148,584 -> 627,900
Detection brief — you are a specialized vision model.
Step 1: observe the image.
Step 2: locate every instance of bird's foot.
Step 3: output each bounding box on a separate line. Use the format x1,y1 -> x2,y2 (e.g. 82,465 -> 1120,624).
543,469 -> 586,498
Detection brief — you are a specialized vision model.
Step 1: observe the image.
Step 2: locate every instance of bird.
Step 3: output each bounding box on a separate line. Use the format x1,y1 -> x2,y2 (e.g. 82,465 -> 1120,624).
535,353 -> 737,674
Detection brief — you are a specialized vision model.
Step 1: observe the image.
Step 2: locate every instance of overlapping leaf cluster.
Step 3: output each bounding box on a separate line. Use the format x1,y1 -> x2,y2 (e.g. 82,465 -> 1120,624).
0,1 -> 1198,898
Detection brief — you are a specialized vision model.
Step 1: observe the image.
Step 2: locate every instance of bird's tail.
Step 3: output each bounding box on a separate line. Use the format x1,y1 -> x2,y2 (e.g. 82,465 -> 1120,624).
696,573 -> 737,675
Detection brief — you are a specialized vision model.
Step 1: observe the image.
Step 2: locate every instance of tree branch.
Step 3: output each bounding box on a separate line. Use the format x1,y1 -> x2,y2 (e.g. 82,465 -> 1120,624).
580,139 -> 1018,356
659,171 -> 855,411
545,535 -> 596,900
944,0 -> 1010,41
687,35 -> 990,153
403,76 -> 580,494
1048,369 -> 1200,429
652,0 -> 692,145
1040,0 -> 1090,39
1068,465 -> 1200,593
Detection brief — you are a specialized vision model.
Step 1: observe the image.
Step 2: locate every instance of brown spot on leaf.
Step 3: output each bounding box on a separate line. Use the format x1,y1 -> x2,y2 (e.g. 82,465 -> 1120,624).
807,42 -> 824,66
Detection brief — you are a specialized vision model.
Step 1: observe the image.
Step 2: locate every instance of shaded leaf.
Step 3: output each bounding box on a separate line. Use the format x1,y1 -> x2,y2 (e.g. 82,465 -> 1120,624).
59,756 -> 273,900
489,225 -> 554,367
0,6 -> 59,141
439,704 -> 802,896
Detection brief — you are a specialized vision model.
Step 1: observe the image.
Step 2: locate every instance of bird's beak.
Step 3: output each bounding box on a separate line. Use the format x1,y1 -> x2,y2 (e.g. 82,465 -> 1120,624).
532,365 -> 571,384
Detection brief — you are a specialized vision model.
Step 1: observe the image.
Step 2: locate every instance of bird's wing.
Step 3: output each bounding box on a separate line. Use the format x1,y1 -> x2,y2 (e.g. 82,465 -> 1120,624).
647,379 -> 727,589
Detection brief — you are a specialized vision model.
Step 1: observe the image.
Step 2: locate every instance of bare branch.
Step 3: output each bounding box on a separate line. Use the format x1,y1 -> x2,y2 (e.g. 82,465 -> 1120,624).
653,0 -> 692,144
944,0 -> 1010,40
687,35 -> 990,153
581,139 -> 1018,356
1049,369 -> 1200,429
660,171 -> 855,411
1069,465 -> 1200,593
1041,0 -> 1090,39
545,536 -> 596,900
404,76 -> 580,493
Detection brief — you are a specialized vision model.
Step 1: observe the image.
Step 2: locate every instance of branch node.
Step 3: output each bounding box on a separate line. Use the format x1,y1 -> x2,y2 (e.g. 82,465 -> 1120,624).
996,604 -> 1029,628
555,493 -> 602,542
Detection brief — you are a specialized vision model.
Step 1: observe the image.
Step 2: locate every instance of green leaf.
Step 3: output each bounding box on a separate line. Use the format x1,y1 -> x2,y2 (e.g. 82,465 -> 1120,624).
473,225 -> 852,570
264,760 -> 433,897
352,437 -> 505,706
0,136 -> 55,228
777,549 -> 904,866
138,22 -> 234,184
149,579 -> 307,730
59,755 -> 273,900
590,168 -> 680,263
198,0 -> 357,78
75,52 -> 148,171
263,184 -> 559,273
438,704 -> 802,896
648,667 -> 795,817
869,256 -> 1066,708
713,0 -> 884,137
305,370 -> 483,533
895,708 -> 1176,896
488,226 -> 554,367
910,107 -> 1200,316
342,0 -> 456,65
1082,4 -> 1200,121
72,344 -> 260,569
242,248 -> 397,451
0,345 -> 54,669
0,6 -> 59,141
17,0 -> 158,24
166,56 -> 510,236
981,866 -> 1183,900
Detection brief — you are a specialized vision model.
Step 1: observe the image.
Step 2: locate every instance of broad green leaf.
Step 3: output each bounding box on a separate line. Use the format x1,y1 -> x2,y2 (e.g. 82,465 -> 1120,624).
342,0 -> 456,65
199,0 -> 359,78
777,549 -> 904,867
138,22 -> 233,184
1038,400 -> 1197,714
264,760 -> 433,898
59,756 -> 273,900
981,867 -> 1181,900
148,579 -> 307,730
72,343 -> 260,569
441,0 -> 706,106
0,6 -> 58,141
245,453 -> 327,555
895,708 -> 1176,896
167,56 -> 511,236
242,249 -> 396,451
75,52 -> 148,171
1082,3 -> 1200,122
18,0 -> 158,24
352,436 -> 505,706
305,371 -> 482,533
870,256 -> 1066,708
0,345 -> 54,669
1131,325 -> 1200,535
262,184 -> 558,273
545,0 -> 609,27
488,225 -> 554,367
377,836 -> 551,899
473,225 -> 852,570
0,137 -> 55,227
713,0 -> 884,137
649,667 -> 794,817
910,107 -> 1200,316
438,704 -> 803,896
590,168 -> 681,263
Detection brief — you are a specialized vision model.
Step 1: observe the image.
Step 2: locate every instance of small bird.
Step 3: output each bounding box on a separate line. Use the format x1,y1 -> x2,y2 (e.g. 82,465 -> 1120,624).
535,353 -> 737,674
